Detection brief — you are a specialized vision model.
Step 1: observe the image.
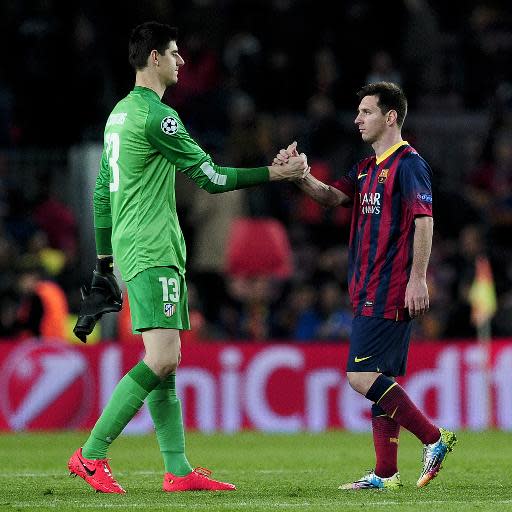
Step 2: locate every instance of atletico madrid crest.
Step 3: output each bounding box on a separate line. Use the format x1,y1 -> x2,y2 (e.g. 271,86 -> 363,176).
164,303 -> 176,317
378,168 -> 389,184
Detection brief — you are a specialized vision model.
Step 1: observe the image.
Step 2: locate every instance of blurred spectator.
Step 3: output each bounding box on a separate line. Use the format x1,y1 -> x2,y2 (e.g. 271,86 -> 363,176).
32,181 -> 78,259
468,255 -> 497,340
402,0 -> 443,101
273,282 -> 317,339
365,50 -> 402,86
70,11 -> 115,140
223,92 -> 288,218
188,186 -> 246,323
15,263 -> 69,341
163,30 -> 223,130
180,282 -> 215,343
462,3 -> 512,108
443,225 -> 487,338
23,230 -> 66,278
467,130 -> 512,230
223,30 -> 263,98
3,188 -> 37,250
294,282 -> 352,341
219,276 -> 282,340
306,95 -> 347,167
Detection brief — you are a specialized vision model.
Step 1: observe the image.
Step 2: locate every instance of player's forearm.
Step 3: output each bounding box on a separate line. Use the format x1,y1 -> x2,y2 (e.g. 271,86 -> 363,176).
186,160 -> 269,193
93,165 -> 112,225
234,166 -> 269,188
95,226 -> 113,256
410,216 -> 433,279
294,174 -> 347,208
93,168 -> 113,255
93,198 -> 112,254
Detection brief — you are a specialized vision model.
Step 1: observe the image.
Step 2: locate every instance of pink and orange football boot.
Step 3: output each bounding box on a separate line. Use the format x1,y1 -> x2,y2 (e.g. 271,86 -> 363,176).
68,448 -> 126,494
163,467 -> 236,492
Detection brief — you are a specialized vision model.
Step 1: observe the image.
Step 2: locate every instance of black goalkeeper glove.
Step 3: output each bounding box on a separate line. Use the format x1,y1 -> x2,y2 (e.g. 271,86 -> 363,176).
73,257 -> 123,343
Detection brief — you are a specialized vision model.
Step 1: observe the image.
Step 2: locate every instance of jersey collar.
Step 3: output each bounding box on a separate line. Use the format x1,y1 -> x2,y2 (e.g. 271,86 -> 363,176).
375,141 -> 408,165
133,86 -> 161,101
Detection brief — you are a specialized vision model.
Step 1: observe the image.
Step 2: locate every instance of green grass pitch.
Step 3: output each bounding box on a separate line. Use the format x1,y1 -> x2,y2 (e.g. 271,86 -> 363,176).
0,430 -> 510,511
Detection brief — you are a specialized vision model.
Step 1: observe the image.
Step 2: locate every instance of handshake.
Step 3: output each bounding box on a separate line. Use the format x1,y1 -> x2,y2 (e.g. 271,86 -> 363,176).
269,141 -> 310,182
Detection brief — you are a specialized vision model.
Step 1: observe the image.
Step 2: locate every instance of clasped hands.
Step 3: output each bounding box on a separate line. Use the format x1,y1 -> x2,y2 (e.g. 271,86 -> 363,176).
269,141 -> 310,181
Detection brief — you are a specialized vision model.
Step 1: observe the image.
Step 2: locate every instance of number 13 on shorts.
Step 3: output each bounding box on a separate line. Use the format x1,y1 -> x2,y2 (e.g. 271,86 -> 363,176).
125,267 -> 190,332
159,277 -> 179,302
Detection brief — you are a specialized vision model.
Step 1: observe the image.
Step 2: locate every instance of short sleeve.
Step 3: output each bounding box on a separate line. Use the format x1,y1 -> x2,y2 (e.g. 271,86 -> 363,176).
331,164 -> 358,200
145,105 -> 207,169
399,155 -> 433,217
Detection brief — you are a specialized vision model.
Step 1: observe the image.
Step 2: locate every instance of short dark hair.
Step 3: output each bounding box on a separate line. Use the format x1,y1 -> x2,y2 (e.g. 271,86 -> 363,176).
128,22 -> 178,71
357,82 -> 408,127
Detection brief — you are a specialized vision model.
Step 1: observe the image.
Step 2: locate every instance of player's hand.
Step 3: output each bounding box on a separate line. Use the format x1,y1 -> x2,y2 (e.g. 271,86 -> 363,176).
272,141 -> 300,166
269,153 -> 309,181
296,153 -> 311,180
404,276 -> 429,318
73,257 -> 123,343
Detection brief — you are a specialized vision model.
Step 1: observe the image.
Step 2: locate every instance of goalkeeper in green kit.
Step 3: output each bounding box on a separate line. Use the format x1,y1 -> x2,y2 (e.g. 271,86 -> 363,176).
68,21 -> 309,494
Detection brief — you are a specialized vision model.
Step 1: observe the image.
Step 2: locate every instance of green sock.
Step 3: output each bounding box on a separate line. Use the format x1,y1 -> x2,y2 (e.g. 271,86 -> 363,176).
82,361 -> 160,459
147,373 -> 193,476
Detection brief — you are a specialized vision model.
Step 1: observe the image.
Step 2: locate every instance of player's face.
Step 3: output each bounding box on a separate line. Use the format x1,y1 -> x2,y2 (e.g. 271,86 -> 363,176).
354,95 -> 388,144
159,41 -> 185,87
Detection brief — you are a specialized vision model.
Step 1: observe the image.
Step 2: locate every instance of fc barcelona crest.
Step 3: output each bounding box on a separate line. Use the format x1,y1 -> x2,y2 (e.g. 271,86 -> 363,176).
378,168 -> 389,184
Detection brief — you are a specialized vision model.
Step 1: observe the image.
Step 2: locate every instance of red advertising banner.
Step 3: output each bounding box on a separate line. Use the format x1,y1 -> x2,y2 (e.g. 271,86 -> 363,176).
1,340 -> 511,432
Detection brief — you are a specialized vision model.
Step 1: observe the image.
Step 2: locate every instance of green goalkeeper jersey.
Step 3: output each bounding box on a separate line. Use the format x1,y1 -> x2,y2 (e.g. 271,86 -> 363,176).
94,86 -> 269,281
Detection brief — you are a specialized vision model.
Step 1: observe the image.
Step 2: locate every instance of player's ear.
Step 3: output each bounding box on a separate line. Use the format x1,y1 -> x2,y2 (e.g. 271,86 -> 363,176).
386,110 -> 397,126
149,49 -> 159,67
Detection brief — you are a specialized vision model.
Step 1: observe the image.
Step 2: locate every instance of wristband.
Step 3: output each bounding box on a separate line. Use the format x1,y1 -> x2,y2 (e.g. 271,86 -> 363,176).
96,256 -> 114,274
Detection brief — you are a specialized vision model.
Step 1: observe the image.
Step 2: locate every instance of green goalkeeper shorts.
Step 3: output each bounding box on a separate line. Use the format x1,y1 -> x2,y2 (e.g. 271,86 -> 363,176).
126,266 -> 190,333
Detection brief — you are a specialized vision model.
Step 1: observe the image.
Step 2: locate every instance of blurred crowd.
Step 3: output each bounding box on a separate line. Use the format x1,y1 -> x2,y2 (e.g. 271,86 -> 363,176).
0,0 -> 512,343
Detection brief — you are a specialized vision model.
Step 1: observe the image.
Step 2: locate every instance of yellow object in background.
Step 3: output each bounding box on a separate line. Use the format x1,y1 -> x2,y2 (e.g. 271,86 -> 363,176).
469,256 -> 497,329
66,314 -> 101,344
39,248 -> 67,276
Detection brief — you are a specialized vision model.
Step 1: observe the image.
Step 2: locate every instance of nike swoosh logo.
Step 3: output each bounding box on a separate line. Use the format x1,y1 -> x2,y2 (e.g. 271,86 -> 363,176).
78,455 -> 96,477
354,355 -> 373,363
357,173 -> 368,180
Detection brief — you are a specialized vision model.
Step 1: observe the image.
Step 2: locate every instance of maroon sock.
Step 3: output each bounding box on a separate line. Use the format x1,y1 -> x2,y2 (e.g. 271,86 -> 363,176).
377,383 -> 439,445
372,407 -> 400,478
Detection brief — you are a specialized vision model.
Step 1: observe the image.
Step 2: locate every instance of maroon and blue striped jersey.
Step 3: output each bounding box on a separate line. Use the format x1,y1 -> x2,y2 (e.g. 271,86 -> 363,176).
332,141 -> 433,321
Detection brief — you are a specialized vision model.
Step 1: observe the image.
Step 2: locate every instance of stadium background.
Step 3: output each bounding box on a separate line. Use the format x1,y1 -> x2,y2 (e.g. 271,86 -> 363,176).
0,0 -> 511,434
